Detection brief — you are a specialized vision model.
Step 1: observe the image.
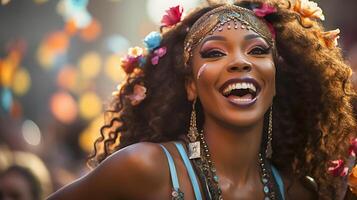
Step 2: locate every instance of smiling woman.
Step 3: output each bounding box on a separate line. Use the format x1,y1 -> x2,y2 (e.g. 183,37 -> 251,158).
47,0 -> 356,200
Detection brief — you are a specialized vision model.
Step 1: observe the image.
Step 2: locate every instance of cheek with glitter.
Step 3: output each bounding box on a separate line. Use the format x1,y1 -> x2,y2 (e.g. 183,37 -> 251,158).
197,64 -> 208,80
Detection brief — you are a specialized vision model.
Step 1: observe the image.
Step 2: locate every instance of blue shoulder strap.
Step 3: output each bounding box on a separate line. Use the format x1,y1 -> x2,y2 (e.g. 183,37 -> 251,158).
174,142 -> 203,200
159,144 -> 180,192
271,165 -> 285,200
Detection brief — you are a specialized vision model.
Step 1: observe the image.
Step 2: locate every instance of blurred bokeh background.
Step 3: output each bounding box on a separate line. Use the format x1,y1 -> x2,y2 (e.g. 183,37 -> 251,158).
0,0 -> 356,198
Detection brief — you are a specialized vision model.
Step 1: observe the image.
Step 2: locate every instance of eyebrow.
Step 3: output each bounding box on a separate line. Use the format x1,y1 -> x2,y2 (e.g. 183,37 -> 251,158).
201,34 -> 263,45
201,35 -> 227,46
244,34 -> 261,41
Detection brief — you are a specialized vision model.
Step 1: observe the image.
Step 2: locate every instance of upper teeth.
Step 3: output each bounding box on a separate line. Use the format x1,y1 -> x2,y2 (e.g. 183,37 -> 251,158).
222,82 -> 257,95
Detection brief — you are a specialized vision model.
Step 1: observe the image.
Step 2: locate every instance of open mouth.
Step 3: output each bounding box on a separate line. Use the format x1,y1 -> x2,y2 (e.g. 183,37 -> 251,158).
219,78 -> 261,105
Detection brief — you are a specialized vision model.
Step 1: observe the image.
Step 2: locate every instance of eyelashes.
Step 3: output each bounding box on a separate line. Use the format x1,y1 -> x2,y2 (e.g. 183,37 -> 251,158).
199,46 -> 272,59
248,46 -> 272,55
200,49 -> 226,58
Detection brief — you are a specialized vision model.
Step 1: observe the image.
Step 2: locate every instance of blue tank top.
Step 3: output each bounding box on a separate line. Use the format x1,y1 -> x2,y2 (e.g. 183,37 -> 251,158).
160,142 -> 285,200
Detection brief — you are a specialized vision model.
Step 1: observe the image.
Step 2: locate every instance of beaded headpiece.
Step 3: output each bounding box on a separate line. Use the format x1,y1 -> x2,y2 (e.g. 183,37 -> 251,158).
183,4 -> 275,66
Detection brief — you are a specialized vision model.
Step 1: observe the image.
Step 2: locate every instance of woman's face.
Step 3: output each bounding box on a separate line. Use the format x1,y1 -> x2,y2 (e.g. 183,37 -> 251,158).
186,22 -> 276,128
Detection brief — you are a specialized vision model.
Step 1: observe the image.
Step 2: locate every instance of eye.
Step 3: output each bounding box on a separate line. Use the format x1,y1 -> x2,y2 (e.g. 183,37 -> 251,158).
248,46 -> 271,55
200,50 -> 226,58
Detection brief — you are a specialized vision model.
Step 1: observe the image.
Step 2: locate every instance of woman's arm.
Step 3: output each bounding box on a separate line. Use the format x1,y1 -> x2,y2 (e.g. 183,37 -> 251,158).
47,142 -> 170,200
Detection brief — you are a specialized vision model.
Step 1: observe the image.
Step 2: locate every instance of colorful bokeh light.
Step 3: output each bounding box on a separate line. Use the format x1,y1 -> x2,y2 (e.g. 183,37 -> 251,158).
1,88 -> 13,112
79,19 -> 101,42
22,119 -> 42,146
105,54 -> 126,82
50,91 -> 78,124
79,51 -> 102,80
78,92 -> 102,120
57,65 -> 78,92
12,67 -> 31,96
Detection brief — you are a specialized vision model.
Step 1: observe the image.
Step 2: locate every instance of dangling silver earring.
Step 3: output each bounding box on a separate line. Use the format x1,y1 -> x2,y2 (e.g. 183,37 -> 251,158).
266,106 -> 273,159
187,99 -> 201,159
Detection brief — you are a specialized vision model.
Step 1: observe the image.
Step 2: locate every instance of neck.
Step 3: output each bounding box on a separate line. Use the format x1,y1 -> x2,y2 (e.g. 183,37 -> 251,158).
203,116 -> 264,186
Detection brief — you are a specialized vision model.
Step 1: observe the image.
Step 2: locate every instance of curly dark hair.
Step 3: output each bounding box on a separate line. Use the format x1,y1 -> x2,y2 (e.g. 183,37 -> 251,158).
89,0 -> 356,199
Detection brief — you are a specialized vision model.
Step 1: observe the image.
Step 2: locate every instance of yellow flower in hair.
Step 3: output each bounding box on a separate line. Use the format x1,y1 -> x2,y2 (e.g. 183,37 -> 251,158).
293,0 -> 325,21
128,46 -> 144,58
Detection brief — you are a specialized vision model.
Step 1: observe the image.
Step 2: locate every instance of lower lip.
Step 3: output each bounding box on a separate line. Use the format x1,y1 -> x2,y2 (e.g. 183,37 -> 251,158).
225,96 -> 258,108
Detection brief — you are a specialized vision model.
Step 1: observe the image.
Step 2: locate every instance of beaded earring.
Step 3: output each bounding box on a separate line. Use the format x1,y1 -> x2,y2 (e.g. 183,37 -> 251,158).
187,99 -> 201,159
266,106 -> 273,159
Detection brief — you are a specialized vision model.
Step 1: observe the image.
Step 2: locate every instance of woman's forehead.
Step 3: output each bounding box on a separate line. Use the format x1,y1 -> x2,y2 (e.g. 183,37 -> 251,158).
198,23 -> 268,46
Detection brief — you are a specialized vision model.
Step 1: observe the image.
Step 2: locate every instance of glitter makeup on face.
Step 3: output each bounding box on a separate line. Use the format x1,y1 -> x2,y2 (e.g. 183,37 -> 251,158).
197,64 -> 208,80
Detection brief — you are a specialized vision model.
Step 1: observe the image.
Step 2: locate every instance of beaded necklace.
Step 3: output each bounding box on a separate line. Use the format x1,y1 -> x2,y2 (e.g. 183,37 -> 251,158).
190,130 -> 281,200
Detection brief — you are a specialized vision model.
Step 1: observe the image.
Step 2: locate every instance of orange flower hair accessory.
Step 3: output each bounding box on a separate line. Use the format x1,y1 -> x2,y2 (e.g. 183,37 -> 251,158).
314,28 -> 340,49
348,165 -> 357,195
320,29 -> 340,48
291,0 -> 325,26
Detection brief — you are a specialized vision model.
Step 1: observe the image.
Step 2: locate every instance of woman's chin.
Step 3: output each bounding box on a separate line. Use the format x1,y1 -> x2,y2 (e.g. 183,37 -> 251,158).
212,112 -> 265,130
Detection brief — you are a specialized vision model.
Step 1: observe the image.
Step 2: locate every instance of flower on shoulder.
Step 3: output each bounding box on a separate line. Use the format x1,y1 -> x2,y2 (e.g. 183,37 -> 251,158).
144,31 -> 162,51
348,165 -> 357,195
126,84 -> 147,106
293,0 -> 325,21
328,159 -> 348,177
161,5 -> 183,27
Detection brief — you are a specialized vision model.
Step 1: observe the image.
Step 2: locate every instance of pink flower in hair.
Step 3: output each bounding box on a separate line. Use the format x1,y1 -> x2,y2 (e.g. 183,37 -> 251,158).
161,5 -> 183,27
126,84 -> 147,106
120,56 -> 136,74
253,3 -> 277,18
120,47 -> 145,74
151,47 -> 167,65
328,159 -> 348,177
253,3 -> 277,39
349,138 -> 357,157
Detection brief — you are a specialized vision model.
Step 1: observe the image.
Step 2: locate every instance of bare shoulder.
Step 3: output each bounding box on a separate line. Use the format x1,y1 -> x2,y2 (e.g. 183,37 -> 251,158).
48,142 -> 170,200
105,142 -> 169,186
105,142 -> 167,176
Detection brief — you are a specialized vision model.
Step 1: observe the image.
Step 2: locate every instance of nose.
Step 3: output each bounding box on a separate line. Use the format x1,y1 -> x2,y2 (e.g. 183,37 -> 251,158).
228,64 -> 252,72
227,55 -> 252,73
